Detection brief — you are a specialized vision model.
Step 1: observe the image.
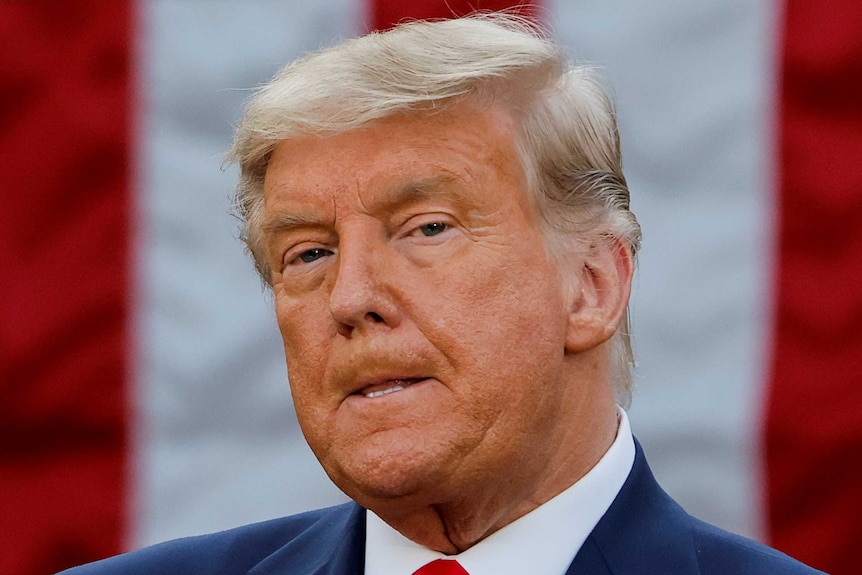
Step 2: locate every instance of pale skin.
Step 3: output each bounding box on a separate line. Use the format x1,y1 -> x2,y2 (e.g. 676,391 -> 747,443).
261,101 -> 634,553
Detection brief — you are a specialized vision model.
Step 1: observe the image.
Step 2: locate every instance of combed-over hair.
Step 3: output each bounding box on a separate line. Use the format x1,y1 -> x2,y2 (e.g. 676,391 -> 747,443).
228,13 -> 642,407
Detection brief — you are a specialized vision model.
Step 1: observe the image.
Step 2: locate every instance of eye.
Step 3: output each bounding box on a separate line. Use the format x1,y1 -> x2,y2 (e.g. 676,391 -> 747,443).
294,247 -> 332,264
417,222 -> 448,237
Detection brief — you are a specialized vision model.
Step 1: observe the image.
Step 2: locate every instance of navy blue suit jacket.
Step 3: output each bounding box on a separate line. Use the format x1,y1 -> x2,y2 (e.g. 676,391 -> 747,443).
60,441 -> 825,574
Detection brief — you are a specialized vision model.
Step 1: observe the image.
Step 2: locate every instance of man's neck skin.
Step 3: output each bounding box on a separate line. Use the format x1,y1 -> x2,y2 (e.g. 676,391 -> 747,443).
363,362 -> 619,554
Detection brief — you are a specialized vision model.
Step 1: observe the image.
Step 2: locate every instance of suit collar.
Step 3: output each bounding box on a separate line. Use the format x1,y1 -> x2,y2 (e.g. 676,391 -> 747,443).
244,440 -> 699,575
567,439 -> 701,575
247,503 -> 366,575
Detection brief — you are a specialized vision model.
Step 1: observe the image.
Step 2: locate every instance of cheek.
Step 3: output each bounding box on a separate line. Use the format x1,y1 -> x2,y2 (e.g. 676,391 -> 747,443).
275,294 -> 331,398
437,248 -> 563,327
425,253 -> 566,381
276,287 -> 327,346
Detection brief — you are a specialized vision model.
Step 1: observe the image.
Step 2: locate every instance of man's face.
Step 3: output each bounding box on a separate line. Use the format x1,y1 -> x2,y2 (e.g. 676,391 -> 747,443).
262,103 -> 592,512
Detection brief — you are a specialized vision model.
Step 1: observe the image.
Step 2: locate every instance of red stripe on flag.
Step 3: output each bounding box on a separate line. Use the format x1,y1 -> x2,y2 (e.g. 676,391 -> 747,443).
766,1 -> 862,573
369,0 -> 540,32
0,2 -> 132,574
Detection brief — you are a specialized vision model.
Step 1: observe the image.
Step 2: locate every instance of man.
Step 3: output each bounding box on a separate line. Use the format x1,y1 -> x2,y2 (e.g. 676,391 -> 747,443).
61,14 -> 823,575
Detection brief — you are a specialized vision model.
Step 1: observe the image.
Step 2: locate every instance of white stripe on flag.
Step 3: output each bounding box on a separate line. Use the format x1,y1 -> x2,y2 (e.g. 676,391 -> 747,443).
550,0 -> 778,539
133,0 -> 780,548
132,0 -> 360,547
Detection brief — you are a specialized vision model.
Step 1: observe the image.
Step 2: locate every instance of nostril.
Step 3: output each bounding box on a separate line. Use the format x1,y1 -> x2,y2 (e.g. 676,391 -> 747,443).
366,312 -> 384,323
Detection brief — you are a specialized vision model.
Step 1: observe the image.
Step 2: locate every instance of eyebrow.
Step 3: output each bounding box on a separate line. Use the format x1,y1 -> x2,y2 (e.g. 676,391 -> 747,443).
261,212 -> 323,237
261,173 -> 461,237
378,173 -> 459,209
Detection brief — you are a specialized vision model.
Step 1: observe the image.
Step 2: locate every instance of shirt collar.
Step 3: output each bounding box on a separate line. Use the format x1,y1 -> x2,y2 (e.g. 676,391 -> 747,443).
364,407 -> 635,575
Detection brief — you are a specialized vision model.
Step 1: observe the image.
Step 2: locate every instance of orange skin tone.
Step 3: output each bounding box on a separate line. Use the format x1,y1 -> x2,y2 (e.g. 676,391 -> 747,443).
262,102 -> 633,553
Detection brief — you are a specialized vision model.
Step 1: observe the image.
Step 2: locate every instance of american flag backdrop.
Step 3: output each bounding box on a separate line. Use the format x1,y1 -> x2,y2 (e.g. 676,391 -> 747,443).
1,1 -> 860,574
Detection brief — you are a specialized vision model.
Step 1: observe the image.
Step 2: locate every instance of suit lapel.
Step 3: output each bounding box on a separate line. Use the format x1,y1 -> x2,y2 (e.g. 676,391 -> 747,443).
244,441 -> 700,575
566,439 -> 702,575
565,536 -> 613,575
247,503 -> 366,575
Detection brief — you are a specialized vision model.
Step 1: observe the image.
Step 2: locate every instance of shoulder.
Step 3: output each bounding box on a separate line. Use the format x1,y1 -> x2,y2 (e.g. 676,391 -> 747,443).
690,518 -> 826,575
57,503 -> 360,575
589,438 -> 825,575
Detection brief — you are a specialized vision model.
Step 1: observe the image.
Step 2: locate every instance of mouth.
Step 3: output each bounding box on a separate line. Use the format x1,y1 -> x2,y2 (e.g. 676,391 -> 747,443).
355,378 -> 428,398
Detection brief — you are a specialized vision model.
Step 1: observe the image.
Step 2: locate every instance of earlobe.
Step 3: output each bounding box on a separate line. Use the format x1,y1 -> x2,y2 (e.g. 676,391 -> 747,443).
564,237 -> 634,354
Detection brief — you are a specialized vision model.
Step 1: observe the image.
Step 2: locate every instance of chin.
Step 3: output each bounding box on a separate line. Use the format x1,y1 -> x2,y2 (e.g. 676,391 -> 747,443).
326,446 -> 452,505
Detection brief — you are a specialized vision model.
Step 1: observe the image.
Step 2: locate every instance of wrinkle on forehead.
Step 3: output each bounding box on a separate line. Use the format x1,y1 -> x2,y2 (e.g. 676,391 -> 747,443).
356,173 -> 461,214
262,173 -> 462,236
262,103 -> 527,235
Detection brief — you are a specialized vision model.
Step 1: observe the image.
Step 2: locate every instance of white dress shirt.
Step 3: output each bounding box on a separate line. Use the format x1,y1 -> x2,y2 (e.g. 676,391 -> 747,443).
364,408 -> 635,575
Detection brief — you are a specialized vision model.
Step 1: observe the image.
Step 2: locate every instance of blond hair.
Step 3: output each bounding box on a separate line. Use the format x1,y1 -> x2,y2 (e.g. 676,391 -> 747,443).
229,14 -> 641,407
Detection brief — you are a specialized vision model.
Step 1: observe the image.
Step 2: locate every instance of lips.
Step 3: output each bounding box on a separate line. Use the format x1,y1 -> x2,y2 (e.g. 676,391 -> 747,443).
357,378 -> 426,398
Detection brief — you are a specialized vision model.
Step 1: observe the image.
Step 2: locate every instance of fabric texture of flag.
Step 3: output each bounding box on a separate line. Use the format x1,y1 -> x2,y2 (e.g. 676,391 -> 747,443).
1,1 -> 859,574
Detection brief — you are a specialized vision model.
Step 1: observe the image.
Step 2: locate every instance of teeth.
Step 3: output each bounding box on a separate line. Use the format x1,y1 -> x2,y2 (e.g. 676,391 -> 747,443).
364,385 -> 405,398
360,378 -> 425,398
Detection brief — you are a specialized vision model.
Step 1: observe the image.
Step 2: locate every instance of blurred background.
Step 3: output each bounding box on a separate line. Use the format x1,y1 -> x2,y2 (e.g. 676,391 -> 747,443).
1,1 -> 860,574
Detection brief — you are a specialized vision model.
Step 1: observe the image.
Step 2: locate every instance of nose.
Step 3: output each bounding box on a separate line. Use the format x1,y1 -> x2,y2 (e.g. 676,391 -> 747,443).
328,234 -> 402,337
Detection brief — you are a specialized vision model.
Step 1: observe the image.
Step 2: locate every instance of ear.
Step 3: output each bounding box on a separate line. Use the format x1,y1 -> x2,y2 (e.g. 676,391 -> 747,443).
564,236 -> 634,354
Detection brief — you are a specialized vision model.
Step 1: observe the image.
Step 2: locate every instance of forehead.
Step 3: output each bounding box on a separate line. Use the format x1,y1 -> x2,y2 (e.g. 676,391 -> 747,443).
262,104 -> 528,218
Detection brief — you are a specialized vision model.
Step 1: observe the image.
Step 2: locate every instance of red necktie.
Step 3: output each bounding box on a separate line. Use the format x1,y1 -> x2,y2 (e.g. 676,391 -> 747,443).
412,559 -> 469,575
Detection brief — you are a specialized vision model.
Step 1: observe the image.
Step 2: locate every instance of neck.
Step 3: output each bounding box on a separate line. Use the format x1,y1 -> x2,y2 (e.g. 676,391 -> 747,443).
370,388 -> 619,553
